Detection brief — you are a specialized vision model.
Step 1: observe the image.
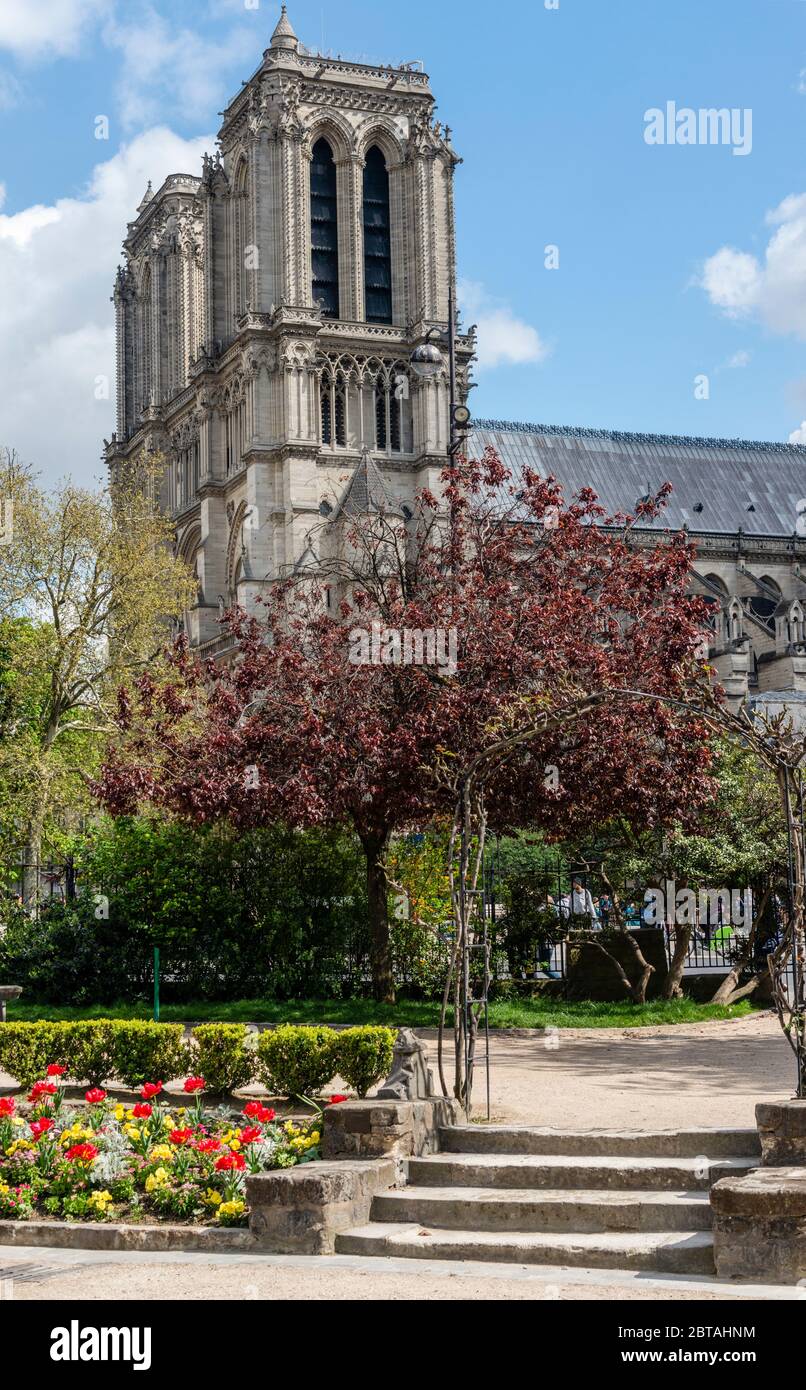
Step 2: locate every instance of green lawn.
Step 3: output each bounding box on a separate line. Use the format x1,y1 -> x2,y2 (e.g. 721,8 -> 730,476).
5,996 -> 757,1029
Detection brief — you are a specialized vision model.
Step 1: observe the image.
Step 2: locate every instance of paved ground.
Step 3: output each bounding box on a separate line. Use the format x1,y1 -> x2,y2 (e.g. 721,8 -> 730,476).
0,1246 -> 802,1301
419,1011 -> 796,1128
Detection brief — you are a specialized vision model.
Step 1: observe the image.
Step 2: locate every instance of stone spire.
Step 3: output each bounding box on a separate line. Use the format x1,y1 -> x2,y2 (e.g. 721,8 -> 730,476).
270,5 -> 298,51
332,447 -> 394,520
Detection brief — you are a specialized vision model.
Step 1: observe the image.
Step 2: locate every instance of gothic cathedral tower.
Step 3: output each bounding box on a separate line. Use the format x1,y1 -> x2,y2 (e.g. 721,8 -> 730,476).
105,7 -> 474,651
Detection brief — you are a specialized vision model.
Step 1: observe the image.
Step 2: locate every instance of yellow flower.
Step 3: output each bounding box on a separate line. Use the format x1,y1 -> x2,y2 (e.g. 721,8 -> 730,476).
144,1167 -> 169,1193
149,1144 -> 173,1162
216,1200 -> 245,1221
124,1125 -> 141,1141
202,1188 -> 222,1207
11,1116 -> 24,1129
88,1190 -> 113,1209
5,1139 -> 32,1155
114,1105 -> 125,1121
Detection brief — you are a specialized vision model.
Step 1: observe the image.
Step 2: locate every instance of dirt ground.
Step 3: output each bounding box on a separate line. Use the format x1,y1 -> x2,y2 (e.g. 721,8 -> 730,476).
419,1009 -> 796,1128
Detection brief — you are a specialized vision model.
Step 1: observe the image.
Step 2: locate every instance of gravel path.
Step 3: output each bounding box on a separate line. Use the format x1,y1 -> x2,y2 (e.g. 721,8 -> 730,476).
420,1011 -> 796,1128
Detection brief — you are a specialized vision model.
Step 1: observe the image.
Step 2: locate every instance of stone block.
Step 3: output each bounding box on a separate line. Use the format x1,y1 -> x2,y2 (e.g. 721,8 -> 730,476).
246,1159 -> 396,1255
711,1167 -> 806,1282
321,1096 -> 460,1161
756,1099 -> 806,1166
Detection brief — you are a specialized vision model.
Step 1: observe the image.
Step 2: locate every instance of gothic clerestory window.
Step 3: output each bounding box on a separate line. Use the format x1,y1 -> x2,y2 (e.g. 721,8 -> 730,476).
310,139 -> 339,318
363,146 -> 392,324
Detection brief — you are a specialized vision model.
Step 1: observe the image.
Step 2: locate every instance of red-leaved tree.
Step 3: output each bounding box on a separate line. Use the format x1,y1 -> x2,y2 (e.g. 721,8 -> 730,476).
96,450 -> 716,1001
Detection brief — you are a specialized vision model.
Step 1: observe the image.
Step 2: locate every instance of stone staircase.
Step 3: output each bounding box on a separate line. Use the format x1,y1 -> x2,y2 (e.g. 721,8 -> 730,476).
335,1125 -> 761,1274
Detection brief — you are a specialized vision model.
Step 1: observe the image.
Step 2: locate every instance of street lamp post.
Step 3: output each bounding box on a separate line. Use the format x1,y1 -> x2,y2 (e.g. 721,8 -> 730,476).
410,285 -> 471,461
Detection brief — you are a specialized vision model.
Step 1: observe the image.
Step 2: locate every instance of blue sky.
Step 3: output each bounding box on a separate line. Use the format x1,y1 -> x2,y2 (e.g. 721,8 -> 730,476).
2,0 -> 806,484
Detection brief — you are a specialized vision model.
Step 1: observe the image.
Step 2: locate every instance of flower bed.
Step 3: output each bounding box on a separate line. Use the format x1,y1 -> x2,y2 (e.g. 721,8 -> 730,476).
0,1066 -> 323,1229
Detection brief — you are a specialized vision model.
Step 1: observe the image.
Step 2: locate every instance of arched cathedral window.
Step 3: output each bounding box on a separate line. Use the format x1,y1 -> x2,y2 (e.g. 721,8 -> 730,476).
310,139 -> 339,318
363,146 -> 392,324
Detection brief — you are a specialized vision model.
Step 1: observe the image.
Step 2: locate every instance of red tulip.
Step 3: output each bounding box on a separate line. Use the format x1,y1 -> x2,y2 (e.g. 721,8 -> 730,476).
66,1143 -> 99,1163
215,1152 -> 245,1171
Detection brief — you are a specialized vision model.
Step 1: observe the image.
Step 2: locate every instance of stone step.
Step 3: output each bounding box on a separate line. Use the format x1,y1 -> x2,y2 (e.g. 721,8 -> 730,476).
335,1223 -> 715,1274
439,1126 -> 762,1159
408,1153 -> 757,1192
372,1185 -> 713,1233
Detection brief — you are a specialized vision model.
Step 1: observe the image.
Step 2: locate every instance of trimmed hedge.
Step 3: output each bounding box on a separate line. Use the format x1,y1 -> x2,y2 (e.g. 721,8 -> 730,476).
190,1023 -> 255,1094
256,1025 -> 337,1100
256,1024 -> 396,1099
0,1021 -> 187,1089
110,1022 -> 188,1089
0,1020 -> 396,1099
336,1026 -> 395,1099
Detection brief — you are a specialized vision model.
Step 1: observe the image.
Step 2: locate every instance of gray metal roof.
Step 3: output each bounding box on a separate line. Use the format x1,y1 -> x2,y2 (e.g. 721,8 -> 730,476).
469,420 -> 806,538
333,447 -> 394,519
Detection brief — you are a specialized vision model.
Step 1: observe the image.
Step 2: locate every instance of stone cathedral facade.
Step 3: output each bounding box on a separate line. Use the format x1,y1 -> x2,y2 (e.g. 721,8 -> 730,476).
106,8 -> 806,711
105,6 -> 473,653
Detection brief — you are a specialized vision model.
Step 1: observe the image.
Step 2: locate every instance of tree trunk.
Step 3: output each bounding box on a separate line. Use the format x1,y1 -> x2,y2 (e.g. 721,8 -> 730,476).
709,885 -> 770,1005
663,923 -> 692,999
361,830 -> 395,1004
21,812 -> 45,911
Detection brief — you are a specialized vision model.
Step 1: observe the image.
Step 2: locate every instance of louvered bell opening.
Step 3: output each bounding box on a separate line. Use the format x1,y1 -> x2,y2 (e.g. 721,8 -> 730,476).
311,139 -> 339,319
363,146 -> 392,324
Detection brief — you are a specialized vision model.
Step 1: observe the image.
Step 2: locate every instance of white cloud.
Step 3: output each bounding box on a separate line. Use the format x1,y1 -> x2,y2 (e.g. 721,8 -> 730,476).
459,279 -> 549,370
103,6 -> 256,128
0,68 -> 23,108
0,127 -> 213,486
789,422 -> 806,444
701,193 -> 806,337
0,0 -> 111,60
720,349 -> 751,370
699,247 -> 761,318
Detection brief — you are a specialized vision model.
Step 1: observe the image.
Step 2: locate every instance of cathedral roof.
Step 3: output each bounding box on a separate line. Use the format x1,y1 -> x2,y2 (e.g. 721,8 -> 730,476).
332,447 -> 395,520
470,419 -> 806,539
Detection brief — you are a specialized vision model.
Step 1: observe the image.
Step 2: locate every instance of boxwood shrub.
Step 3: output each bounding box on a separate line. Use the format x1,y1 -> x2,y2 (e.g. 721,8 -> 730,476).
333,1026 -> 395,1098
190,1023 -> 255,1094
0,1021 -> 73,1087
256,1024 -> 338,1100
110,1022 -> 188,1088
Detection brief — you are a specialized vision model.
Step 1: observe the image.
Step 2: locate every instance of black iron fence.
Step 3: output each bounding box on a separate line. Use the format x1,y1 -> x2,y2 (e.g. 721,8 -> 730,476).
2,859 -> 77,915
